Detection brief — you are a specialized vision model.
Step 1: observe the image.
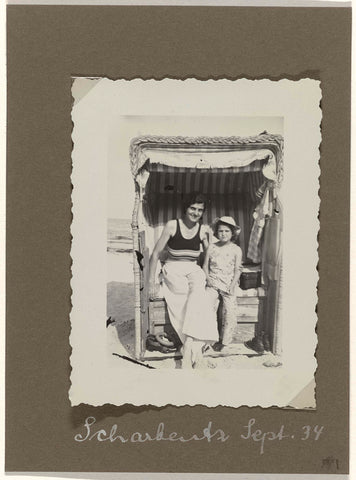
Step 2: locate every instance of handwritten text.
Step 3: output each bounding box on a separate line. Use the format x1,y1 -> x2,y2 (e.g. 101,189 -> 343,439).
74,416 -> 230,444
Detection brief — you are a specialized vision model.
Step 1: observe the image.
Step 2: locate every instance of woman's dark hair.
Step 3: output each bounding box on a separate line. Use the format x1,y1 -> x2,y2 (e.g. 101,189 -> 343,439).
183,192 -> 207,213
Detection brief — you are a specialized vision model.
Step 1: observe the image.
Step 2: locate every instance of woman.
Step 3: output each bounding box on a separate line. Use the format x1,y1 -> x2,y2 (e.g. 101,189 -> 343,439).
148,192 -> 219,368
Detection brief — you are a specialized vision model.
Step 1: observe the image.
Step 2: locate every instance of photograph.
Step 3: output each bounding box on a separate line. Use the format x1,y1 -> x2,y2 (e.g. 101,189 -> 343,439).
70,78 -> 319,408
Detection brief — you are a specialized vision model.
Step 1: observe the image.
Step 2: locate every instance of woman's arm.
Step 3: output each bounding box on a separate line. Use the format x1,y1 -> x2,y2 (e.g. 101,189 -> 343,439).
201,224 -> 211,251
148,220 -> 174,299
202,245 -> 213,286
229,246 -> 243,293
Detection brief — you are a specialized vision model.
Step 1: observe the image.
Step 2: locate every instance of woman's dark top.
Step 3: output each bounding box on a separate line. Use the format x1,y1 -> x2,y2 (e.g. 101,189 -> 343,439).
166,219 -> 202,261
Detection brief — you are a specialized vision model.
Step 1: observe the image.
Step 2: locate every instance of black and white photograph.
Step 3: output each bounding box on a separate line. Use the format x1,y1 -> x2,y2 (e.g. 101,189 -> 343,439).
70,78 -> 320,407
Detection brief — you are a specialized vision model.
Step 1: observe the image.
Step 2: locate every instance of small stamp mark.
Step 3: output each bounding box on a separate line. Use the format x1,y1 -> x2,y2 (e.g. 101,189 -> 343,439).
321,456 -> 339,471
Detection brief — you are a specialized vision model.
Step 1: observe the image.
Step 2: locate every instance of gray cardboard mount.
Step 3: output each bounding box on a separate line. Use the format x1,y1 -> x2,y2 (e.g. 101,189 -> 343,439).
6,5 -> 350,474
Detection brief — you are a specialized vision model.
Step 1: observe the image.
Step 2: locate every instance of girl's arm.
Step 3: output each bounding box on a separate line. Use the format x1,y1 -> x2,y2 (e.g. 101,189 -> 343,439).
148,220 -> 174,299
229,246 -> 243,293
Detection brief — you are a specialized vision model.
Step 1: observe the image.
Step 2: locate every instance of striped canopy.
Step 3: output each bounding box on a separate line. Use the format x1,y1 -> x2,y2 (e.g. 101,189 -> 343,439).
130,133 -> 284,181
146,162 -> 264,195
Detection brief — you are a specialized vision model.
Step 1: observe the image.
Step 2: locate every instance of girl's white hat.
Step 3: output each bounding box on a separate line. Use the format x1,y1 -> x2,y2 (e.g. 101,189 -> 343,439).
213,216 -> 241,234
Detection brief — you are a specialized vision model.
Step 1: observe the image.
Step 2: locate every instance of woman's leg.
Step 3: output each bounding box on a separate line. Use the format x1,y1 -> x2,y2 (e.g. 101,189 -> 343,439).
162,263 -> 190,343
221,293 -> 238,345
181,335 -> 194,369
205,286 -> 222,346
182,267 -> 221,345
191,339 -> 205,368
184,267 -> 207,322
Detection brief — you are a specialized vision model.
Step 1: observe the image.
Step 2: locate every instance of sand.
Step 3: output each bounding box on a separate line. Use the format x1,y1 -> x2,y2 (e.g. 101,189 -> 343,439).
107,251 -> 134,283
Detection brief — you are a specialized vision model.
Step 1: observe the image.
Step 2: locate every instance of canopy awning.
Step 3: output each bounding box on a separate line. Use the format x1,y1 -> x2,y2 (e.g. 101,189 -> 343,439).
130,134 -> 284,184
138,148 -> 273,171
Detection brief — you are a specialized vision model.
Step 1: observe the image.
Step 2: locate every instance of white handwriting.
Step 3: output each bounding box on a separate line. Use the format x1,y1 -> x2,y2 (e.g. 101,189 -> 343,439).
241,418 -> 290,454
74,416 -> 230,444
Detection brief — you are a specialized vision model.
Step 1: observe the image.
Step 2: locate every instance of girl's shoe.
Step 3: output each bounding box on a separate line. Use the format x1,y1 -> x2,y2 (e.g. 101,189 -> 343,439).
244,335 -> 264,353
262,332 -> 271,352
212,342 -> 225,352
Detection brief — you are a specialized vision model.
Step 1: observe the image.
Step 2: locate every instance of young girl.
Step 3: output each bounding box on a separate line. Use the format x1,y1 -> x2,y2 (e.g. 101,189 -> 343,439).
203,216 -> 242,351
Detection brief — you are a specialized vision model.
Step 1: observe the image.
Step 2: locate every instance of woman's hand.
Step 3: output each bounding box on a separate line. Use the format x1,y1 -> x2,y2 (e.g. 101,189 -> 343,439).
148,221 -> 174,301
206,276 -> 213,288
228,281 -> 237,295
149,283 -> 160,300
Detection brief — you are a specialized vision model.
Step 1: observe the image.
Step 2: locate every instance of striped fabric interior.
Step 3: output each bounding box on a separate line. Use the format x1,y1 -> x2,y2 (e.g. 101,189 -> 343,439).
149,160 -> 265,173
142,165 -> 264,261
147,162 -> 264,195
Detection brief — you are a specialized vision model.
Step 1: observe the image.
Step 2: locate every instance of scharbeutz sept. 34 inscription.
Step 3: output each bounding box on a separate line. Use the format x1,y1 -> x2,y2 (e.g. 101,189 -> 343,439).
75,416 -> 324,456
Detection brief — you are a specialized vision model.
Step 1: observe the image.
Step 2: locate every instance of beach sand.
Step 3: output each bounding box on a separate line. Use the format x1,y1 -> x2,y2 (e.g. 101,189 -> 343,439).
107,251 -> 134,284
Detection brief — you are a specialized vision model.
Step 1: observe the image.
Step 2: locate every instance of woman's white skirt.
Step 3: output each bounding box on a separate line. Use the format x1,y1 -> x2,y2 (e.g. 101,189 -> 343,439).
162,261 -> 219,343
